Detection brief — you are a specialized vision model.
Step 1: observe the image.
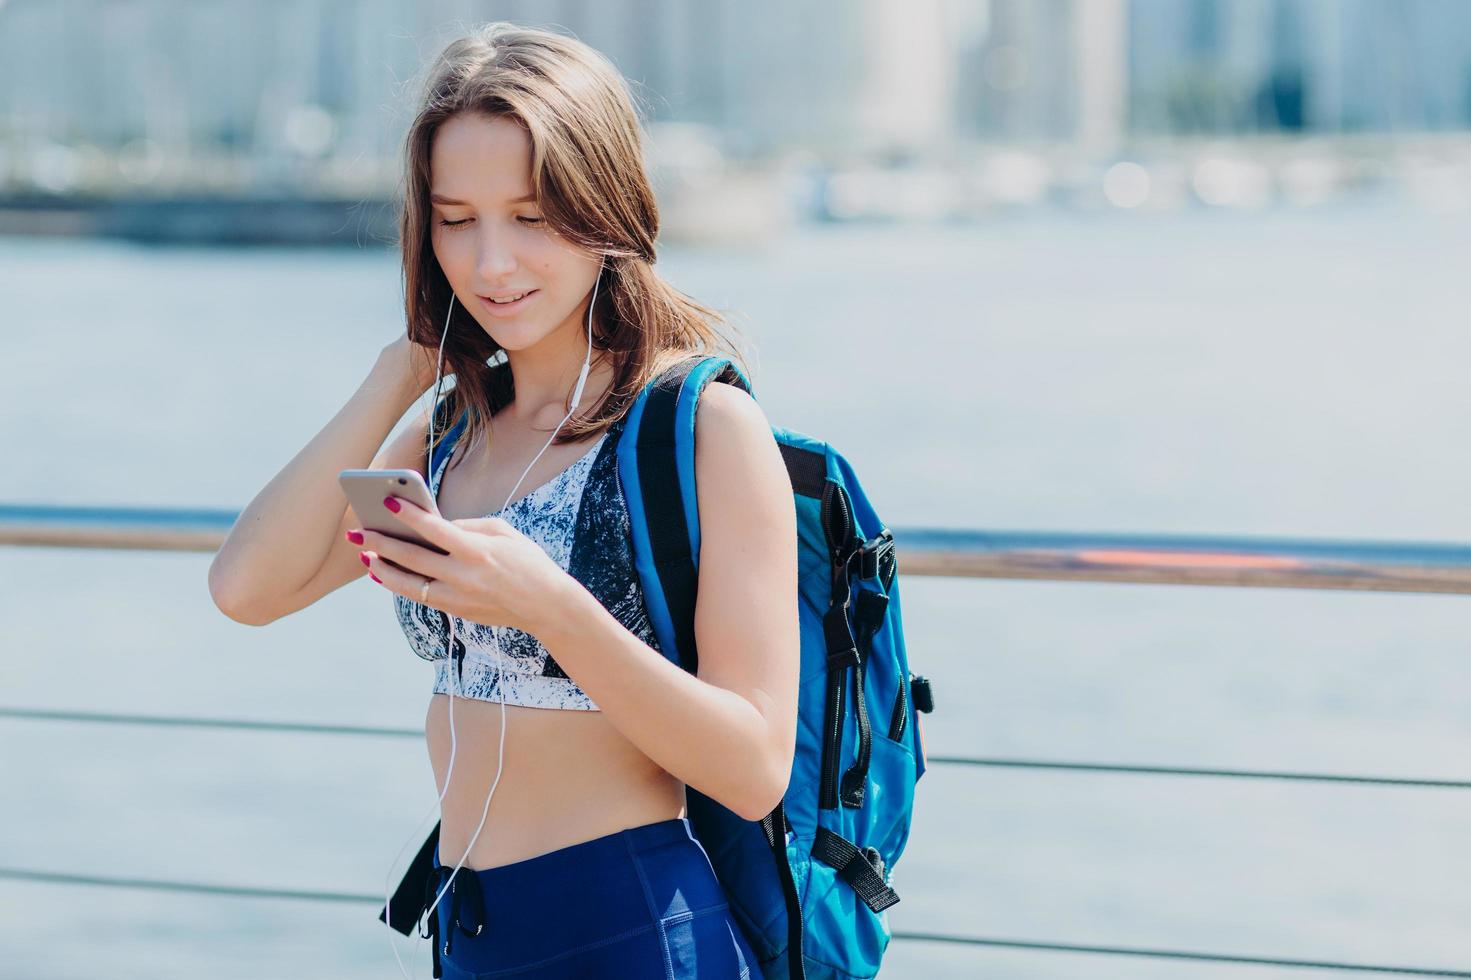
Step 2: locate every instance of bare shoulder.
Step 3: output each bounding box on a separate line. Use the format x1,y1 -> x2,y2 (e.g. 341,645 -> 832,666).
691,379 -> 794,538
695,377 -> 759,420
693,381 -> 779,471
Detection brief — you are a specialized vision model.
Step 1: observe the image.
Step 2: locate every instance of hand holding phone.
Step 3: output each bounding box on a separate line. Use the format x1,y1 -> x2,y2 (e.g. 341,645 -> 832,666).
338,468 -> 450,572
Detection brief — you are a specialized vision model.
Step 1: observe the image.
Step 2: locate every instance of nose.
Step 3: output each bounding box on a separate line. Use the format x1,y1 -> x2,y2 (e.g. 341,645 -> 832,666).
474,223 -> 519,283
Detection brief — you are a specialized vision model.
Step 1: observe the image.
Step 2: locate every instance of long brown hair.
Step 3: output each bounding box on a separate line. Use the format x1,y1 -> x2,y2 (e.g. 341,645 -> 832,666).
396,21 -> 750,469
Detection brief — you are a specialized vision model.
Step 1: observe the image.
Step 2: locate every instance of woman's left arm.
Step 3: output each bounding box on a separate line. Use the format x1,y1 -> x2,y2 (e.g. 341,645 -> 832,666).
537,382 -> 800,822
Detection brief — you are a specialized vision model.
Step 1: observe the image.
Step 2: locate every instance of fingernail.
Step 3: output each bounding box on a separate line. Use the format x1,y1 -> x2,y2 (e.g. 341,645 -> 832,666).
346,530 -> 364,545
360,552 -> 372,567
383,496 -> 401,513
369,573 -> 382,584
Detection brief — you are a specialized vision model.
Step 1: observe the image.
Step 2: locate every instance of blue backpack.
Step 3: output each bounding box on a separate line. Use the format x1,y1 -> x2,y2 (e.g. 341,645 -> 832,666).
379,354 -> 934,980
616,354 -> 932,980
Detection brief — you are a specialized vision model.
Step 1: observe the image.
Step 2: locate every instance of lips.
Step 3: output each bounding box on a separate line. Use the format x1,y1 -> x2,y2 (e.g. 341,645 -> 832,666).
478,289 -> 538,315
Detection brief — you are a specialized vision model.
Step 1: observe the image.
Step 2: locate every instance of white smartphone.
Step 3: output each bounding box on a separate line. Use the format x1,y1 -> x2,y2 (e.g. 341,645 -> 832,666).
338,468 -> 450,572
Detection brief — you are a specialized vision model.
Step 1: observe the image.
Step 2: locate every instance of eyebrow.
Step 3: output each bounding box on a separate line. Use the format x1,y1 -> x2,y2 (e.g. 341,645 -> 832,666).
430,191 -> 536,206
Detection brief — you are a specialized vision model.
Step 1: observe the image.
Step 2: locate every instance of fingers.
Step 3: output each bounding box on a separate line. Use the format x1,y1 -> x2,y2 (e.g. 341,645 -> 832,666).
350,525 -> 453,581
357,547 -> 459,611
357,547 -> 417,599
380,493 -> 468,553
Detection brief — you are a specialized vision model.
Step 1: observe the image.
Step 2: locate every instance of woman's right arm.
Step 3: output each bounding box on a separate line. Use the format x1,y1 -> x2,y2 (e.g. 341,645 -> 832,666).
207,336 -> 442,626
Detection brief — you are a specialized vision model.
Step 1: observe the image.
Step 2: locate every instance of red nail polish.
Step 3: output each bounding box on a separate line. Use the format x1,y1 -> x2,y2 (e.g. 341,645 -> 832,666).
383,496 -> 401,513
369,573 -> 382,584
360,552 -> 371,567
346,530 -> 364,545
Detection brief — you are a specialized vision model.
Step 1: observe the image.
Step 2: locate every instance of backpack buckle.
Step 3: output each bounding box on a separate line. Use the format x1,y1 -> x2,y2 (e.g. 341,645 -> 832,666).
853,588 -> 888,636
850,528 -> 894,581
824,603 -> 860,669
910,674 -> 934,714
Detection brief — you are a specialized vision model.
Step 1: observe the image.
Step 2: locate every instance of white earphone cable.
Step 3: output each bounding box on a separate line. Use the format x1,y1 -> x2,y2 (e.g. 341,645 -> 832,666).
382,290 -> 461,980
385,259 -> 603,978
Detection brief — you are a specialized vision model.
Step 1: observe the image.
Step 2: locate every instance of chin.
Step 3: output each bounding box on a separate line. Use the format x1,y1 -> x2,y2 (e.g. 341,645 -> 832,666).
483,322 -> 553,351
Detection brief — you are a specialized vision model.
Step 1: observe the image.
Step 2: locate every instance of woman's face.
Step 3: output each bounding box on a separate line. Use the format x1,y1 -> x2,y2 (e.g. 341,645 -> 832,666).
428,112 -> 602,353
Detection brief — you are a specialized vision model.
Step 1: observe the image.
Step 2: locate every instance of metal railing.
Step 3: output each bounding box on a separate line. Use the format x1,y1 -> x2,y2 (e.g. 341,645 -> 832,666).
5,502 -> 1469,594
2,502 -> 1468,977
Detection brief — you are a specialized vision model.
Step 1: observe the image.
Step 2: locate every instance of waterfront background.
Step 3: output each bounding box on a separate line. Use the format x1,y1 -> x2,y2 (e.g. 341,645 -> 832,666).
3,1 -> 1470,978
4,202 -> 1470,979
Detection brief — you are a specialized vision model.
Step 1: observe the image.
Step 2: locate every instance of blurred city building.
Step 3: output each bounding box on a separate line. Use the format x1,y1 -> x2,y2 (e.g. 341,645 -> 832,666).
0,0 -> 1467,239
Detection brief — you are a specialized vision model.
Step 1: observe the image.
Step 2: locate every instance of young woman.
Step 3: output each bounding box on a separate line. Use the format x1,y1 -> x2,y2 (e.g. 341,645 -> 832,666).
207,22 -> 798,980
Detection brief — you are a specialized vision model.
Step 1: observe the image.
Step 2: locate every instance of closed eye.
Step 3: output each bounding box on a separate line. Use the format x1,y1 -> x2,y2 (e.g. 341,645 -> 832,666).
437,217 -> 543,228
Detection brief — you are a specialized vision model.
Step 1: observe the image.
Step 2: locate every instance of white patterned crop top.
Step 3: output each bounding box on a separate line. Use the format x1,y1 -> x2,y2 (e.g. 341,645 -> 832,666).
392,414 -> 664,711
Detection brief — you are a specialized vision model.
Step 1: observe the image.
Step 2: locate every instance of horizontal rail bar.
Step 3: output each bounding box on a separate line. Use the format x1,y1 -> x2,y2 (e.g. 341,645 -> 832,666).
889,931 -> 1471,977
926,755 -> 1471,789
3,707 -> 1464,789
0,867 -> 368,904
0,867 -> 1460,976
4,503 -> 1470,594
0,503 -> 232,553
0,706 -> 419,739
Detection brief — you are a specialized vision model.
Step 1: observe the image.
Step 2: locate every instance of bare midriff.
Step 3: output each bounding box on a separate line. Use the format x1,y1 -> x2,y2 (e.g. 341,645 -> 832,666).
425,692 -> 687,871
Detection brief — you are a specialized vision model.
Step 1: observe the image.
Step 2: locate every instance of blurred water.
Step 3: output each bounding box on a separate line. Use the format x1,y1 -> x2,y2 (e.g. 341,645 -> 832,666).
2,201 -> 1470,979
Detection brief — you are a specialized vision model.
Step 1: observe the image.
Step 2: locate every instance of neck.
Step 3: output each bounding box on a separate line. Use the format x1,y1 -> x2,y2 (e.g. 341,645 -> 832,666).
497,291 -> 606,426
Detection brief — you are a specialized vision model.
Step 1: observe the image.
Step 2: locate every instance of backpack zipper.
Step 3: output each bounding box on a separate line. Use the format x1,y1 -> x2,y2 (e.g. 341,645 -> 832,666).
840,574 -> 885,808
839,649 -> 873,808
819,479 -> 857,810
888,670 -> 909,742
820,481 -> 879,809
820,669 -> 846,809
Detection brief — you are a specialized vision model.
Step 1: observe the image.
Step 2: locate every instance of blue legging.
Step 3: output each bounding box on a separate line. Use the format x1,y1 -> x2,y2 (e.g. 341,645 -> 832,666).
428,817 -> 763,979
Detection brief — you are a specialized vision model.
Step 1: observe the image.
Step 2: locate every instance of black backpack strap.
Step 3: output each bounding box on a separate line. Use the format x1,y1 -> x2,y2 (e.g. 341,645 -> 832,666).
379,820 -> 441,937
819,480 -> 874,810
632,358 -> 702,673
811,826 -> 900,913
